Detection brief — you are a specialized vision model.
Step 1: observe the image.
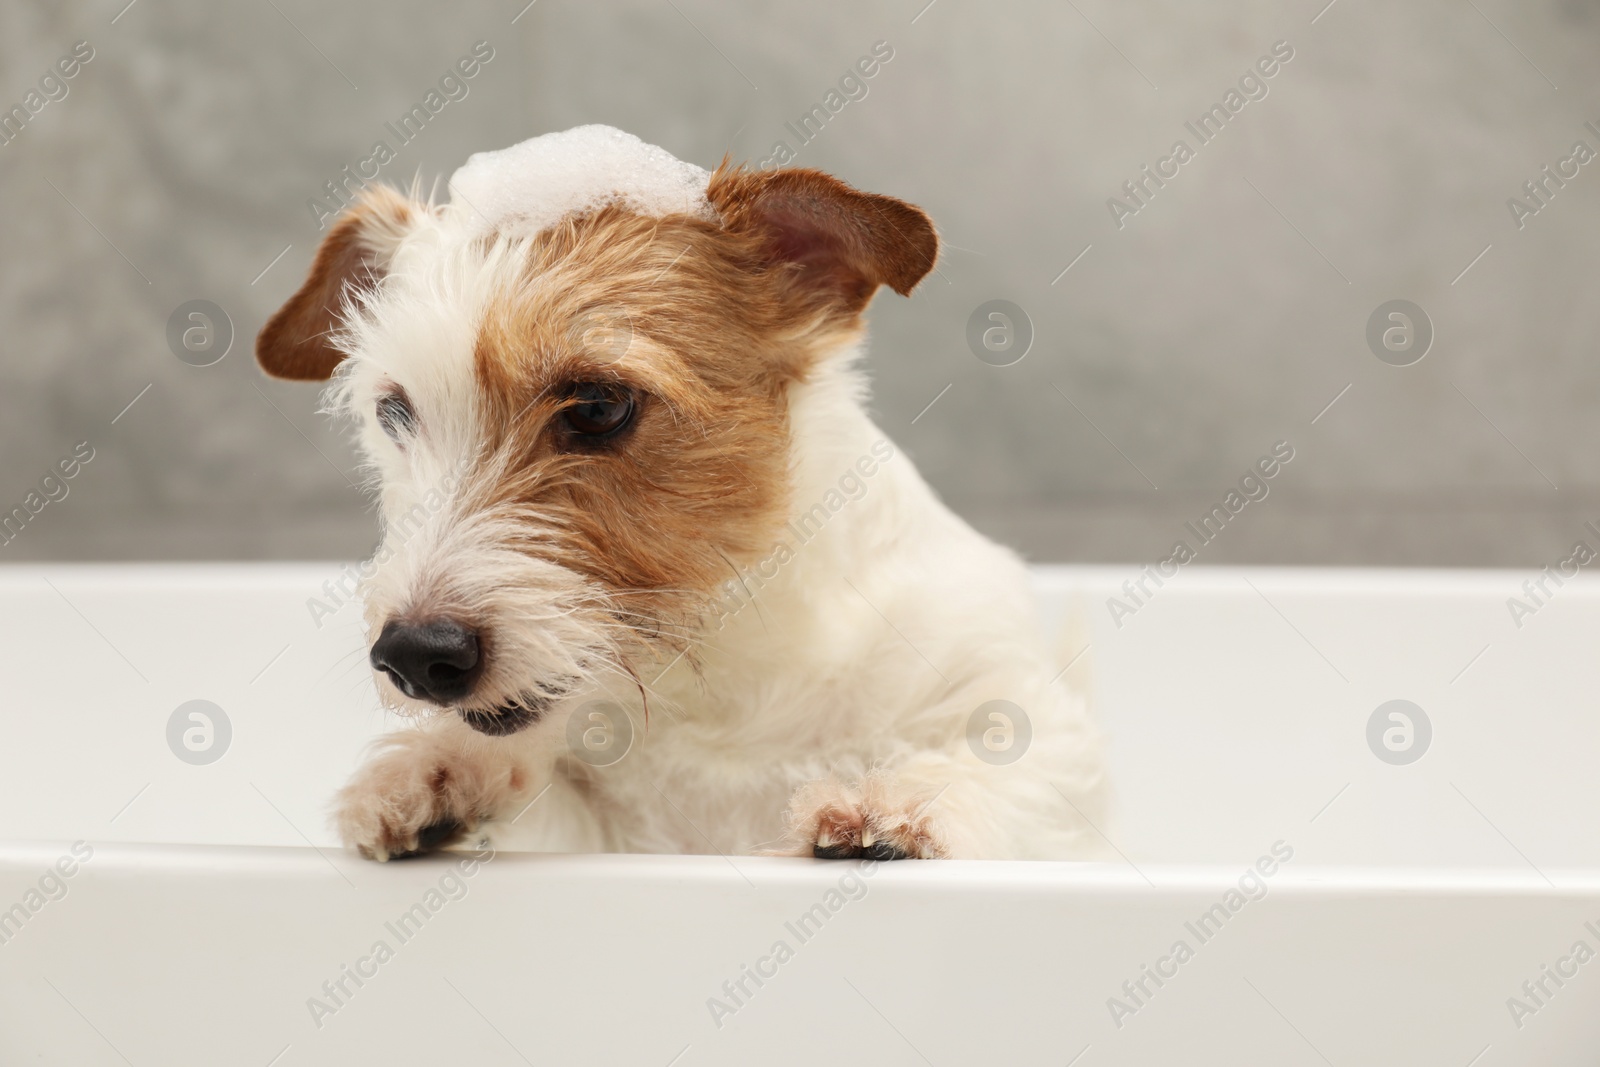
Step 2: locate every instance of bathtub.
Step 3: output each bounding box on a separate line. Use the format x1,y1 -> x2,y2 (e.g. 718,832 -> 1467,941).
0,563 -> 1594,1065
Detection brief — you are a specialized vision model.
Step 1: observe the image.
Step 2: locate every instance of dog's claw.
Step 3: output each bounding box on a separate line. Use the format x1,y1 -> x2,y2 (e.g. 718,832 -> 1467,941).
788,774 -> 947,860
387,818 -> 468,859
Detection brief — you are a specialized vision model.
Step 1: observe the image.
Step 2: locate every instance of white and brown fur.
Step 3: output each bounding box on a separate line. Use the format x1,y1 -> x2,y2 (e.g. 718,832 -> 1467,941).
257,140 -> 1107,861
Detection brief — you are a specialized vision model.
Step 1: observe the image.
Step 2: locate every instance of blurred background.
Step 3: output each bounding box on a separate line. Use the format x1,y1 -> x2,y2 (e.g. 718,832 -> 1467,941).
2,0 -> 1597,566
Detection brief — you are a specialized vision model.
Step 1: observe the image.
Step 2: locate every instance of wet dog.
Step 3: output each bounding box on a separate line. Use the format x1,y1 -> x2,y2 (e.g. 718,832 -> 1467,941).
257,126 -> 1105,861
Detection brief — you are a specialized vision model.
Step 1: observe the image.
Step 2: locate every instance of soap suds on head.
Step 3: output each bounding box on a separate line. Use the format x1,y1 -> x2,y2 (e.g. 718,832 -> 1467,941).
446,125 -> 713,237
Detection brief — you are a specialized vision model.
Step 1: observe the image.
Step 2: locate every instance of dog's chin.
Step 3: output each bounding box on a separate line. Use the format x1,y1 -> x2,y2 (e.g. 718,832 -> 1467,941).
456,697 -> 550,737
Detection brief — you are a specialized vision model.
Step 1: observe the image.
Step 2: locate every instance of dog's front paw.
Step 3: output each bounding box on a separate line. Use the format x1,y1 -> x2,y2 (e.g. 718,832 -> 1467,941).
335,738 -> 487,861
781,773 -> 949,860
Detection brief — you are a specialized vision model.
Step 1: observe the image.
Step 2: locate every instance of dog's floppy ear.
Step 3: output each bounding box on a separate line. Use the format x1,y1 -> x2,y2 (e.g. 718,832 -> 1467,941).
256,185 -> 418,381
707,162 -> 938,317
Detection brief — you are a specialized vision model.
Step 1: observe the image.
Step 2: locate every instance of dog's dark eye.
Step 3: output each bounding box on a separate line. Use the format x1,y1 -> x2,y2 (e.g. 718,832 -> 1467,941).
563,383 -> 635,438
376,392 -> 415,442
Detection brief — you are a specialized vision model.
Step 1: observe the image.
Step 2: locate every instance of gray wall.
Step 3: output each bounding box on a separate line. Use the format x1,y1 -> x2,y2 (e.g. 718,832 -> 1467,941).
2,0 -> 1598,566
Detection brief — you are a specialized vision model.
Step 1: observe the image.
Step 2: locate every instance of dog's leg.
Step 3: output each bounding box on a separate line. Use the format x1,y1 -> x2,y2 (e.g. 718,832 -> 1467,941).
779,768 -> 950,860
779,740 -> 1107,861
334,715 -> 540,861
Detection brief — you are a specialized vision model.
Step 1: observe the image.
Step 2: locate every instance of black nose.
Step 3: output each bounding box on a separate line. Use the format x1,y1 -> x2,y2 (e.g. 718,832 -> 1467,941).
369,619 -> 481,704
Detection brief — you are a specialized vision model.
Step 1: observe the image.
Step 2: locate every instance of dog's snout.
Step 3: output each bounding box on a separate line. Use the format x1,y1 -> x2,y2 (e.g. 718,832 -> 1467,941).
370,619 -> 481,704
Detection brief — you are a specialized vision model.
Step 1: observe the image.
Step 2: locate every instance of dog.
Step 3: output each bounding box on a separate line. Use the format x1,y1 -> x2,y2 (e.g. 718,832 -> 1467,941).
256,126 -> 1106,861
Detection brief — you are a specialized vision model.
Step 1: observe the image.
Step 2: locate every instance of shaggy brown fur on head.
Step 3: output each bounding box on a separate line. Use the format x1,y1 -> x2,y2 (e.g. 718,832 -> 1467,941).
255,160 -> 938,655
468,203 -> 803,631
463,162 -> 939,630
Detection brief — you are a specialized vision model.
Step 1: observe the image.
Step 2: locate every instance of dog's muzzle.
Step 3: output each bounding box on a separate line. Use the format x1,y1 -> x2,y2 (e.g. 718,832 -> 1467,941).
369,618 -> 482,704
370,618 -> 562,737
